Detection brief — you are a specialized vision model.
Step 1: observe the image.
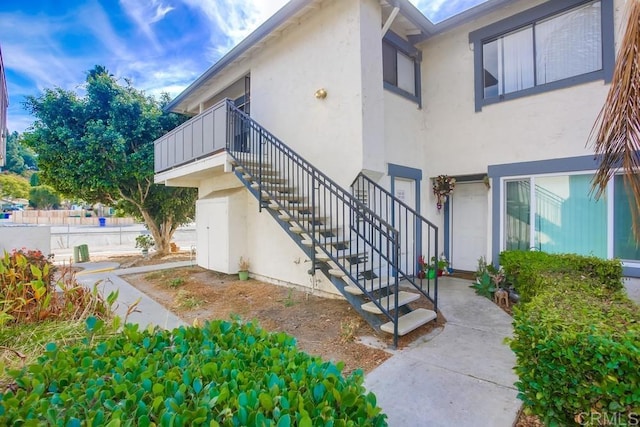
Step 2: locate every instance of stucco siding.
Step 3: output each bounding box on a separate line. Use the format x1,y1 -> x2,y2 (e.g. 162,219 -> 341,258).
250,0 -> 366,187
419,0 -> 625,178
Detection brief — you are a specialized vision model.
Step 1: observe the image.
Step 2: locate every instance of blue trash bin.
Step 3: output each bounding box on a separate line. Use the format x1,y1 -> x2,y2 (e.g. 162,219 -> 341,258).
98,217 -> 106,227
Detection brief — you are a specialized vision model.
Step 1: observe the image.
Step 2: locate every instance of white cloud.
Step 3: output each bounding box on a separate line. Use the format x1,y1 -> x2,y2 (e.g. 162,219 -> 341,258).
180,0 -> 289,61
119,0 -> 174,51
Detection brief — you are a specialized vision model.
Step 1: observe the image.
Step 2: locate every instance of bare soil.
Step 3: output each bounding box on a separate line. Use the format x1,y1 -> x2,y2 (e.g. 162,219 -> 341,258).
103,253 -> 445,376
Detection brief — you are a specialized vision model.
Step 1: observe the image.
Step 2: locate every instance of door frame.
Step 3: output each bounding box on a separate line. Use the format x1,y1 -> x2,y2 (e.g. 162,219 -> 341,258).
444,174 -> 488,270
389,163 -> 422,274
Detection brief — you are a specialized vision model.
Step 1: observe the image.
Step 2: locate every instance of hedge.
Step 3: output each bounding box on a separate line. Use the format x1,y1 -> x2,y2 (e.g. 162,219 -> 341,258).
0,318 -> 387,426
499,251 -> 623,303
502,251 -> 640,426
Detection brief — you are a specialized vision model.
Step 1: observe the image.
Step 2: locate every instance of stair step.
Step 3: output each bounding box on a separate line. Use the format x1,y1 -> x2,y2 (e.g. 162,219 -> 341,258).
262,193 -> 305,202
235,164 -> 275,173
290,226 -> 305,234
328,268 -> 347,278
361,291 -> 420,314
343,277 -> 391,296
380,308 -> 437,336
344,285 -> 363,295
252,183 -> 295,193
245,175 -> 287,184
230,156 -> 270,167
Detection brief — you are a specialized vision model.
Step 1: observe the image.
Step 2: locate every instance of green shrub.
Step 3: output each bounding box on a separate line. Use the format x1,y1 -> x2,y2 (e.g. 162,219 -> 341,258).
0,319 -> 387,426
510,276 -> 640,425
499,251 -> 623,302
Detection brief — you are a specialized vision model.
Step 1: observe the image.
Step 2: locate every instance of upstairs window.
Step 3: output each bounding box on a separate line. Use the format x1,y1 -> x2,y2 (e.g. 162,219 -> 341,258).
470,0 -> 613,111
383,32 -> 421,106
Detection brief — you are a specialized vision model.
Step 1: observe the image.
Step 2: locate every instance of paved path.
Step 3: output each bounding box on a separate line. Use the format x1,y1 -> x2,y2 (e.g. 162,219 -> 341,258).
75,261 -> 191,330
364,277 -> 520,426
74,262 -> 520,425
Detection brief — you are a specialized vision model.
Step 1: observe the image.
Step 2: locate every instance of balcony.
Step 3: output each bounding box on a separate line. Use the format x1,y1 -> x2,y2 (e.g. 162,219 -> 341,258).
154,99 -> 229,175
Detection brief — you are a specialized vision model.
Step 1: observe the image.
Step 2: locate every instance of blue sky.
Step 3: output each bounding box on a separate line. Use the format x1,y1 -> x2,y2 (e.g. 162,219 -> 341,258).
0,0 -> 487,133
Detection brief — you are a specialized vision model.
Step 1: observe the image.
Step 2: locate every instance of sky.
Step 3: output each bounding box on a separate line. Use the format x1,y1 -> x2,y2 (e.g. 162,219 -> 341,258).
0,0 -> 488,133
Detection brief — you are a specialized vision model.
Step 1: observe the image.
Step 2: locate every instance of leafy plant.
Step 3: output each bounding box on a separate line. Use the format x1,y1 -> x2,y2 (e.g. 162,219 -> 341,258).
168,277 -> 185,288
500,250 -> 623,303
0,319 -> 387,426
0,249 -> 116,327
135,234 -> 155,250
510,278 -> 640,425
470,271 -> 495,298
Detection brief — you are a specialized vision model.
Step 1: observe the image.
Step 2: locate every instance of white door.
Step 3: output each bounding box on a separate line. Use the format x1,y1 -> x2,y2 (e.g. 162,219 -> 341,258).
394,178 -> 416,274
450,182 -> 488,271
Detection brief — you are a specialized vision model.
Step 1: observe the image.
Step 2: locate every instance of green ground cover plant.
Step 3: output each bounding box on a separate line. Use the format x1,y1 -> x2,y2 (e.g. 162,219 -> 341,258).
0,319 -> 387,426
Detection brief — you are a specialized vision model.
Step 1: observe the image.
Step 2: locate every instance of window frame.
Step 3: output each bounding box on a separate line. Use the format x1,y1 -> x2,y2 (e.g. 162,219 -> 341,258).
469,0 -> 614,112
383,31 -> 422,107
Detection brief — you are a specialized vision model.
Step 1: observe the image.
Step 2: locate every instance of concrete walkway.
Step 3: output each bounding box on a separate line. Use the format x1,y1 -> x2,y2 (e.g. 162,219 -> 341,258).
74,262 -> 521,425
364,277 -> 521,426
74,261 -> 191,330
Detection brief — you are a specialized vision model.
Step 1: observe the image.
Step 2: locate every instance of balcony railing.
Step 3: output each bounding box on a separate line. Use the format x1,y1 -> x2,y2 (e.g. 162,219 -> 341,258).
154,100 -> 228,173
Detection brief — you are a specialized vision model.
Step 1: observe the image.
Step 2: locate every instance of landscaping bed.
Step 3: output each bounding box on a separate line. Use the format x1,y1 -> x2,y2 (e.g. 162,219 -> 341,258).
116,256 -> 445,376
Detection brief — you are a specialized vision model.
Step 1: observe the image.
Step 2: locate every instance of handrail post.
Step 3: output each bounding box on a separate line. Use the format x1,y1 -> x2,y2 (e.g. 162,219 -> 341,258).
393,229 -> 400,349
258,126 -> 263,213
311,173 -> 317,275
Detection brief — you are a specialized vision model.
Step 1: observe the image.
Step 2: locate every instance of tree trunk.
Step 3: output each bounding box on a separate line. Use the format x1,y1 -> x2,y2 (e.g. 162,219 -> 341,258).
139,208 -> 175,256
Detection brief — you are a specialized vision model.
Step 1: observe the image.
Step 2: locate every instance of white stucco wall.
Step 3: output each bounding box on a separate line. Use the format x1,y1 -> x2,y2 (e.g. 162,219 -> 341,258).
249,0 -> 370,187
420,0 -> 626,177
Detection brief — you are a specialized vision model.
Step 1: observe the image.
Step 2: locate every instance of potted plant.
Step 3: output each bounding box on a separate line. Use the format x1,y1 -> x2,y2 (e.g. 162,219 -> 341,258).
135,234 -> 155,258
431,254 -> 449,276
418,255 -> 437,279
238,257 -> 250,281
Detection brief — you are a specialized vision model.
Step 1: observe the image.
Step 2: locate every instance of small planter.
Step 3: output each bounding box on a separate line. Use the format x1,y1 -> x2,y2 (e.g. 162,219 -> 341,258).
141,248 -> 149,258
427,268 -> 436,279
238,270 -> 249,281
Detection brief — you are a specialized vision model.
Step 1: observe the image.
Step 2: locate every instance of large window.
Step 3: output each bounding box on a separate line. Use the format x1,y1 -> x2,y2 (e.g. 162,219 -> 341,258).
470,0 -> 614,111
504,173 -> 640,263
382,32 -> 421,105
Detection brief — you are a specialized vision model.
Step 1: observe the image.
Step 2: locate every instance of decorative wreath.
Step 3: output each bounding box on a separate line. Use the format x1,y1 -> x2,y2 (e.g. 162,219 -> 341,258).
433,175 -> 456,210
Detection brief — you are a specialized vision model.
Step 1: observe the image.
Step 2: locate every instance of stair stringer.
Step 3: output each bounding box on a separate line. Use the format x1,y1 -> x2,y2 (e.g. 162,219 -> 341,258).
234,170 -> 389,330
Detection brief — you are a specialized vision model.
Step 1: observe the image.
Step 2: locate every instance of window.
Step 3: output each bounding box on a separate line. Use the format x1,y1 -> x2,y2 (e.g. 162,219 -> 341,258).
470,0 -> 614,111
382,32 -> 421,105
503,172 -> 640,264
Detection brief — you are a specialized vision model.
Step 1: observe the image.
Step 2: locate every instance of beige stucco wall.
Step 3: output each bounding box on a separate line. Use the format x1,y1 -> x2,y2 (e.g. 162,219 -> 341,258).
420,0 -> 626,178
249,0 -> 377,187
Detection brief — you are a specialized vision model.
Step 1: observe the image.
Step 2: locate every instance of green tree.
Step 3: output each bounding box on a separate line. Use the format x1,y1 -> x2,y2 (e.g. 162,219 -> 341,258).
29,185 -> 61,209
0,173 -> 29,199
23,66 -> 196,255
29,172 -> 40,187
4,131 -> 37,175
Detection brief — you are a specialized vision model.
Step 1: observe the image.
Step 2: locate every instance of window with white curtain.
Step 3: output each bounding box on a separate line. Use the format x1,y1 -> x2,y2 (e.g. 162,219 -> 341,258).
471,0 -> 612,110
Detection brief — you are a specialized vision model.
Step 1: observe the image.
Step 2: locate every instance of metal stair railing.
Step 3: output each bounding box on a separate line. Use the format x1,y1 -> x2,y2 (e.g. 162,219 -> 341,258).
224,100 -> 406,345
352,173 -> 439,312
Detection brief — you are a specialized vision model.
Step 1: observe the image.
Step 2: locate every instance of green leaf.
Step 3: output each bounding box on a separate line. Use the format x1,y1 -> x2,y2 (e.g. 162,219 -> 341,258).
259,393 -> 273,411
277,414 -> 291,427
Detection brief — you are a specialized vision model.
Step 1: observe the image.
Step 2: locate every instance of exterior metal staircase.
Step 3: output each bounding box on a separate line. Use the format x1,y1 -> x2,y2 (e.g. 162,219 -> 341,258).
225,100 -> 438,347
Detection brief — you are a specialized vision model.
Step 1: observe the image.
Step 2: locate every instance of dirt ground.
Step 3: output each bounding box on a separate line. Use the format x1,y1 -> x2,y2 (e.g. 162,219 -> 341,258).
96,253 -> 541,425
99,253 -> 445,376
